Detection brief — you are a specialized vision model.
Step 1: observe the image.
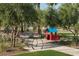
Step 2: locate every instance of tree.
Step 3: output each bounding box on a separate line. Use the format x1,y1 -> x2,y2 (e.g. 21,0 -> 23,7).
12,3 -> 39,32
45,3 -> 60,27
59,3 -> 79,46
33,3 -> 42,34
0,3 -> 39,47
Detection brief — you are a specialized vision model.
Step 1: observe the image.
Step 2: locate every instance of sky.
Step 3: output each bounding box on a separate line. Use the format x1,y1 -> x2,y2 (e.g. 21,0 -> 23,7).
40,3 -> 61,10
40,3 -> 48,10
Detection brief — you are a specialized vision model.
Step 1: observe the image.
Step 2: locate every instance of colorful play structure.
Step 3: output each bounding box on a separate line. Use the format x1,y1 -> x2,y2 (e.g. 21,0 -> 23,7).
45,27 -> 60,41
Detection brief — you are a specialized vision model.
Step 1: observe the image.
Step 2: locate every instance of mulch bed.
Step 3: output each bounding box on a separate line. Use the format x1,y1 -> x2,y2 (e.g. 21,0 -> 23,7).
0,48 -> 29,56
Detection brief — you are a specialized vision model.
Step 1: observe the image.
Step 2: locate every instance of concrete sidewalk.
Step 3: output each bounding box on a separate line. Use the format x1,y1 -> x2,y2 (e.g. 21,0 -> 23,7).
51,46 -> 79,56
24,39 -> 79,56
30,46 -> 79,56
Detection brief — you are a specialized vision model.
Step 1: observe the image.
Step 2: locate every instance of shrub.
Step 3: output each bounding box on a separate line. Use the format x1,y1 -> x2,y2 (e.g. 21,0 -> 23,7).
59,40 -> 72,45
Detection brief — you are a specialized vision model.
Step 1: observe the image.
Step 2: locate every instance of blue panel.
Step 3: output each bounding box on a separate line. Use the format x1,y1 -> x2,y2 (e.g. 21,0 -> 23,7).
48,27 -> 58,32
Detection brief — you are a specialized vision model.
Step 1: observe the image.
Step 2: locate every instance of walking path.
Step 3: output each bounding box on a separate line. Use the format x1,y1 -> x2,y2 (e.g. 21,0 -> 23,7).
51,46 -> 79,56
30,46 -> 79,56
23,39 -> 79,56
19,32 -> 79,56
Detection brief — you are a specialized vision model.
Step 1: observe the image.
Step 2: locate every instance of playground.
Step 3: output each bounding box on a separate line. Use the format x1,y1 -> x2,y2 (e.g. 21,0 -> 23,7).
0,27 -> 79,56
0,3 -> 79,56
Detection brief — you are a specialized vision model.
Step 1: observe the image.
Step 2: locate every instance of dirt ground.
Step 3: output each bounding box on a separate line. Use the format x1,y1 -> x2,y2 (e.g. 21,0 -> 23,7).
0,48 -> 29,56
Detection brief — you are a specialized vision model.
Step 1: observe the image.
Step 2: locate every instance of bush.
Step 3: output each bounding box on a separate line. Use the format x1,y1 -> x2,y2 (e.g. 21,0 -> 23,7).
40,34 -> 45,38
59,40 -> 72,45
0,43 -> 8,52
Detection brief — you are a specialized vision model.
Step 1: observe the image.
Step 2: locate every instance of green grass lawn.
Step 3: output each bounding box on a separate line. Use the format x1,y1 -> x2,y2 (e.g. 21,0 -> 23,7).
16,50 -> 72,56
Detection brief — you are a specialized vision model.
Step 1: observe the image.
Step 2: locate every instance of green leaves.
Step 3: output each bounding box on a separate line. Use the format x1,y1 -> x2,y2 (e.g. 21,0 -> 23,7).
45,4 -> 60,27
0,3 -> 38,28
59,4 -> 79,27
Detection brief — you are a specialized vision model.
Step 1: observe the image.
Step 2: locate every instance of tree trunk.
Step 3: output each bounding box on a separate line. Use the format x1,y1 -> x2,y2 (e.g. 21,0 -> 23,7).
11,26 -> 18,47
68,28 -> 78,48
21,26 -> 23,32
21,23 -> 24,32
11,30 -> 14,47
38,25 -> 42,35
